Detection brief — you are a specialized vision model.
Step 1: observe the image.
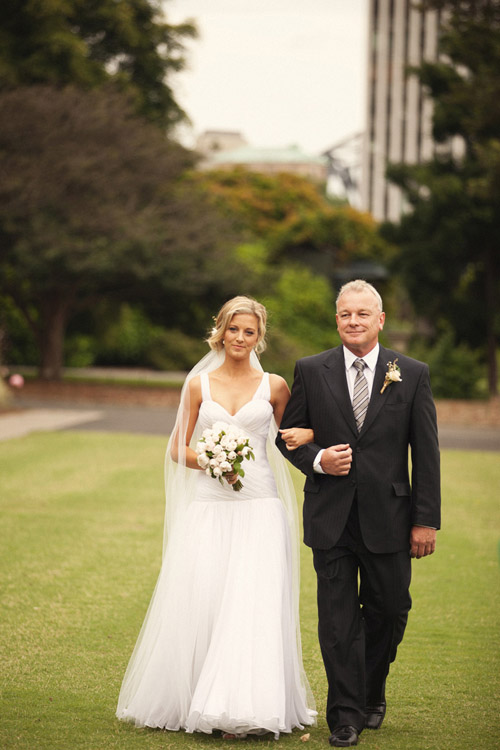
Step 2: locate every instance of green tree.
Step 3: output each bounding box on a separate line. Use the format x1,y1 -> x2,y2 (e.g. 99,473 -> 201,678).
0,0 -> 197,128
192,168 -> 328,240
0,86 -> 238,379
268,202 -> 394,285
384,1 -> 500,395
194,168 -> 393,284
261,266 -> 339,383
189,168 -> 398,380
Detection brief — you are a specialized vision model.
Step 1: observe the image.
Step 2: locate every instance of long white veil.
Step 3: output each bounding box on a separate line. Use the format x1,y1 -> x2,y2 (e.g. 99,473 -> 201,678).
162,349 -> 226,552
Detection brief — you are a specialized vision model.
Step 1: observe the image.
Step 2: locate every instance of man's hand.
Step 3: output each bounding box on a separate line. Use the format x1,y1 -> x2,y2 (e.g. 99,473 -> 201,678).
320,444 -> 352,476
410,525 -> 436,558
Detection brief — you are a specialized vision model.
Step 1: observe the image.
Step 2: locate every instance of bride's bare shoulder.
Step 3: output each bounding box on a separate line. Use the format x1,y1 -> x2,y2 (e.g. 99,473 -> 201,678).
268,373 -> 290,398
187,375 -> 202,400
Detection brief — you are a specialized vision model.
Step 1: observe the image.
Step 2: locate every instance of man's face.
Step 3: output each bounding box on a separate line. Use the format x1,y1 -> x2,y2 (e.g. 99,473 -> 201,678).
336,290 -> 385,356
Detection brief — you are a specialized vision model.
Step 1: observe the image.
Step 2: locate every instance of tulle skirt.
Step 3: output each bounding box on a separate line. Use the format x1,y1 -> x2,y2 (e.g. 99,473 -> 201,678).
116,494 -> 316,737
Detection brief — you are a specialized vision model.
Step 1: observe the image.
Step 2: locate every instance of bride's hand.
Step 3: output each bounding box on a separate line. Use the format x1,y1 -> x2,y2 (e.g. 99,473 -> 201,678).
225,471 -> 239,485
279,427 -> 314,450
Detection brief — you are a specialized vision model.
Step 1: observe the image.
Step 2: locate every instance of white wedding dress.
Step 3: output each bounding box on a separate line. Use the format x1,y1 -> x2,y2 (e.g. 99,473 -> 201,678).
116,372 -> 315,738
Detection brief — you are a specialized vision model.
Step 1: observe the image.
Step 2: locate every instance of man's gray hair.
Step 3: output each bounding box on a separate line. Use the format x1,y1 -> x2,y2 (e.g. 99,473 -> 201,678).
336,279 -> 383,312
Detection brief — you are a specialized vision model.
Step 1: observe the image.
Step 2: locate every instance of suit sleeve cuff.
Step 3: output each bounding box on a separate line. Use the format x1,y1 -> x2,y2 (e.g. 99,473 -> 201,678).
413,524 -> 437,529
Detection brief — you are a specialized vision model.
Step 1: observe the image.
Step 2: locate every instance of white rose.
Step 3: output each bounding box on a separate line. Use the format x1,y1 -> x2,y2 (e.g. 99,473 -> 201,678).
388,370 -> 402,382
205,468 -> 211,476
205,440 -> 216,452
212,421 -> 229,436
213,466 -> 223,477
209,458 -> 217,467
220,461 -> 232,472
227,451 -> 237,461
241,446 -> 250,457
202,428 -> 214,439
216,451 -> 228,464
197,453 -> 209,468
213,444 -> 223,456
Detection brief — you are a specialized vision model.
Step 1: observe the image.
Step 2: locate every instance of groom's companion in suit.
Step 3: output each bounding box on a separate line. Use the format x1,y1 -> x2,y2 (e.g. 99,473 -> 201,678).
276,280 -> 440,747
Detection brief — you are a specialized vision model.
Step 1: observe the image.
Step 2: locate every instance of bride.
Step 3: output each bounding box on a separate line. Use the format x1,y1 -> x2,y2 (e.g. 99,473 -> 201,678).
116,296 -> 317,738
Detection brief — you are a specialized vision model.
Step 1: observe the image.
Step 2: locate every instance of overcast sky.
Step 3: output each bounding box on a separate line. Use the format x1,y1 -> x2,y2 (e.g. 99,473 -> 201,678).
166,0 -> 369,155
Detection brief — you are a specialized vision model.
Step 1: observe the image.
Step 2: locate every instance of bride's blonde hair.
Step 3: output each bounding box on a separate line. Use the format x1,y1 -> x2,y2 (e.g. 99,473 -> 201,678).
207,295 -> 267,354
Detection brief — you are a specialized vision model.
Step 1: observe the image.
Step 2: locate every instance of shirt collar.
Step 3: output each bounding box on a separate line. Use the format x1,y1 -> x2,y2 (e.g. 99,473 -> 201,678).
343,343 -> 379,372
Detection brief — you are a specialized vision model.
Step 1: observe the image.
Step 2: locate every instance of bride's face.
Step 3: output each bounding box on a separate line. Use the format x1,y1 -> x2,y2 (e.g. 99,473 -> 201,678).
224,313 -> 260,359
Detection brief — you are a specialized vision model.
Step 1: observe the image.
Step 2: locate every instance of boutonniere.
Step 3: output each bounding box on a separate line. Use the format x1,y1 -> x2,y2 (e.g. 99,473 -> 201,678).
380,359 -> 402,394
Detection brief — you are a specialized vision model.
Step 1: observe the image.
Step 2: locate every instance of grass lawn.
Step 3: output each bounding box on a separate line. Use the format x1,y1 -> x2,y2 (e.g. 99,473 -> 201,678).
0,431 -> 499,750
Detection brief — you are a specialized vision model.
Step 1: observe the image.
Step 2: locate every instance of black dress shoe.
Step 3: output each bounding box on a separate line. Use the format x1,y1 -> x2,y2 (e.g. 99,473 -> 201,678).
365,701 -> 386,729
328,725 -> 359,747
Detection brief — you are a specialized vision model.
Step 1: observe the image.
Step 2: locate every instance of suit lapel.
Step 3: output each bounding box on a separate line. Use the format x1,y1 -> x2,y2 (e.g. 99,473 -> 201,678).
321,347 -> 358,436
359,346 -> 391,435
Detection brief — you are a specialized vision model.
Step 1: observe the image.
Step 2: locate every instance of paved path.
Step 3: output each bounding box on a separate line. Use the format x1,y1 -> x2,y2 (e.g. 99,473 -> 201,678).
0,401 -> 178,441
0,407 -> 104,441
436,424 -> 500,452
2,398 -> 500,451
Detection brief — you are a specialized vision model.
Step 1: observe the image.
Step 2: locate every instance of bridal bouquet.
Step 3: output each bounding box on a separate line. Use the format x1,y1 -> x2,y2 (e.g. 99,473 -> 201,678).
196,421 -> 255,492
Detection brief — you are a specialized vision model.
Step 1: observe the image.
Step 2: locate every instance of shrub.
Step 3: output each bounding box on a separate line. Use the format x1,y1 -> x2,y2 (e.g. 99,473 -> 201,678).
144,328 -> 207,371
261,266 -> 340,384
409,330 -> 484,399
64,335 -> 97,368
0,296 -> 38,366
95,305 -> 151,366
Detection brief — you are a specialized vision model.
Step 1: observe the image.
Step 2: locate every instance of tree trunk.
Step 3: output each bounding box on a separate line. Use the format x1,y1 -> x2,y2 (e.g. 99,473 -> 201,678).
37,297 -> 71,380
484,247 -> 498,397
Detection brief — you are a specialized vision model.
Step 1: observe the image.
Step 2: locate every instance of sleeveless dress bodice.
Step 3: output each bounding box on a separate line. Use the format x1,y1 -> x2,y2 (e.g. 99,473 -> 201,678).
195,372 -> 278,502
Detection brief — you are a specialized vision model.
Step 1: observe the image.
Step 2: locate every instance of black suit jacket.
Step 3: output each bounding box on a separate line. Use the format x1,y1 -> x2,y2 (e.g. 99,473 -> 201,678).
276,345 -> 441,553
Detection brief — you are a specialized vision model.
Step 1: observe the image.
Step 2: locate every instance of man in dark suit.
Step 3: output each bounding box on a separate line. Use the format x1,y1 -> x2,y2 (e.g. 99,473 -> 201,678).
276,280 -> 440,747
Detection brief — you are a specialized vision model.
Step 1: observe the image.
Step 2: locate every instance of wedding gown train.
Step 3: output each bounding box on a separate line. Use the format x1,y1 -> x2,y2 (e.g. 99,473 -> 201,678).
116,372 -> 316,737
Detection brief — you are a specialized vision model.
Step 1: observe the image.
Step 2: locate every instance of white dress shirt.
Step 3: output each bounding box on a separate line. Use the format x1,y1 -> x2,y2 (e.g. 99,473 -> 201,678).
313,344 -> 379,474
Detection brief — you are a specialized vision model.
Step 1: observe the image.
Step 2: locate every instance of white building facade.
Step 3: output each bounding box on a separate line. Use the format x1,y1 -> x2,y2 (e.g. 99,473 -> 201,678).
360,0 -> 442,221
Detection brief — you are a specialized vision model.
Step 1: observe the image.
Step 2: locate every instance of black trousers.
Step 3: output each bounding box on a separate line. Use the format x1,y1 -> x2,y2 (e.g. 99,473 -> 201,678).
312,501 -> 412,732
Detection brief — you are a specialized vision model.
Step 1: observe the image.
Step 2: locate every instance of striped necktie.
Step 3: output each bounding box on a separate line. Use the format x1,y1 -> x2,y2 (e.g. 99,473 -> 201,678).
352,358 -> 369,431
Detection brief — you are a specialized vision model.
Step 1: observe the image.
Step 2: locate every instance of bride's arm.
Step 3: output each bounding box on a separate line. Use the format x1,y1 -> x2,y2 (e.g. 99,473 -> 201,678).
169,377 -> 204,470
279,426 -> 314,451
269,374 -> 314,449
